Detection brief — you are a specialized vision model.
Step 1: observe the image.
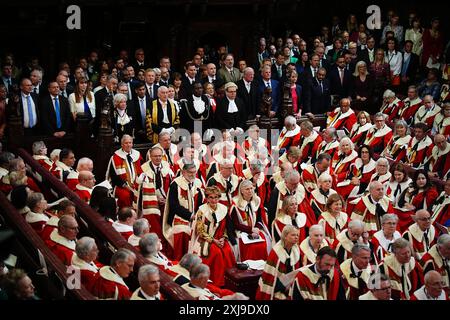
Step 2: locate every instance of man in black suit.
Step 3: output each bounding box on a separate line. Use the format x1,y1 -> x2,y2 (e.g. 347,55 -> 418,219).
128,81 -> 151,142
271,52 -> 286,82
400,40 -> 420,91
328,55 -> 352,100
201,63 -> 224,90
39,81 -> 73,137
303,68 -> 331,115
315,47 -> 331,72
215,82 -> 246,131
30,68 -> 46,99
143,68 -> 159,101
357,36 -> 377,67
18,78 -> 40,135
56,72 -> 74,98
1,63 -> 18,95
179,62 -> 199,100
236,67 -> 260,120
298,54 -> 320,88
131,48 -> 148,73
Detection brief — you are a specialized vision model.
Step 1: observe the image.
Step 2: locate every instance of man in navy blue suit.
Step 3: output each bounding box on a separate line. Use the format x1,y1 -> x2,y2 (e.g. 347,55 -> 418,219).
303,68 -> 331,115
328,55 -> 352,100
258,66 -> 280,116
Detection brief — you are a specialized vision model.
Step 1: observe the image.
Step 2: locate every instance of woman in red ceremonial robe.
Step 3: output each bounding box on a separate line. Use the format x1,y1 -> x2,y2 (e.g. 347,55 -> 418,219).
344,145 -> 376,205
256,225 -> 301,300
189,186 -> 236,287
276,116 -> 301,152
309,173 -> 337,220
432,103 -> 450,138
381,120 -> 412,162
25,192 -> 50,237
396,170 -> 439,232
272,195 -> 309,244
32,140 -> 54,172
230,180 -> 270,262
333,137 -> 358,201
349,111 -> 372,148
386,163 -> 412,207
318,194 -> 349,244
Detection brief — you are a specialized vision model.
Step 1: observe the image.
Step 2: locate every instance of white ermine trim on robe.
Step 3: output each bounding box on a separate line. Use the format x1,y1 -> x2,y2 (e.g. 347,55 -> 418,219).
49,228 -> 76,250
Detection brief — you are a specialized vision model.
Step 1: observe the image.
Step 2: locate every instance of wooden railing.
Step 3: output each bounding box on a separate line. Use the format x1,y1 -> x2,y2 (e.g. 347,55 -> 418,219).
17,148 -> 193,300
0,191 -> 95,300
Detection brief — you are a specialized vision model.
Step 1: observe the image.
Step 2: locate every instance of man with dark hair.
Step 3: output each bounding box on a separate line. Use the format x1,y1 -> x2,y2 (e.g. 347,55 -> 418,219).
179,62 -> 199,99
405,122 -> 433,169
128,81 -> 151,142
112,207 -> 137,240
400,40 -> 420,90
217,53 -> 242,83
290,246 -> 346,300
271,52 -> 286,82
52,148 -> 78,188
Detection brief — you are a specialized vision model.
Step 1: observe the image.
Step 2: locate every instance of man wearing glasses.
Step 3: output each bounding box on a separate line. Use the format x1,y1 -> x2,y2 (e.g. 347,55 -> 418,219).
411,270 -> 447,300
402,209 -> 437,260
45,215 -> 79,266
359,273 -> 392,300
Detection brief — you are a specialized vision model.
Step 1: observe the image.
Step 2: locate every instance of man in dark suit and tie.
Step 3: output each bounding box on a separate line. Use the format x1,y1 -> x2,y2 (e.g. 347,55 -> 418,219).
56,73 -> 73,99
30,68 -> 46,100
303,68 -> 331,115
1,63 -> 18,94
143,69 -> 159,101
237,67 -> 260,119
201,63 -> 224,90
128,82 -> 151,142
298,54 -> 321,88
271,52 -> 286,82
400,40 -> 420,92
258,66 -> 281,116
255,38 -> 269,70
94,75 -> 118,132
179,62 -> 199,100
18,78 -> 40,135
132,48 -> 148,72
328,56 -> 352,100
39,81 -> 73,137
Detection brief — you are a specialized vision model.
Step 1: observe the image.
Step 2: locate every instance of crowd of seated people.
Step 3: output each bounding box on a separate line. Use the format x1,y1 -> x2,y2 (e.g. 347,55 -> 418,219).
1,8 -> 450,301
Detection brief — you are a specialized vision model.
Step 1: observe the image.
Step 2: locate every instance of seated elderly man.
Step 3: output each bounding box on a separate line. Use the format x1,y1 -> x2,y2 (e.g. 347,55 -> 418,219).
71,236 -> 100,293
402,209 -> 437,261
4,158 -> 41,193
414,95 -> 441,128
42,199 -> 76,241
75,171 -> 96,203
51,148 -> 77,187
45,215 -> 78,265
301,153 -> 334,193
340,243 -> 376,300
350,181 -> 395,236
182,264 -> 221,300
405,122 -> 434,169
140,233 -> 173,270
380,89 -> 403,122
370,214 -> 401,264
379,238 -> 424,300
92,248 -> 136,300
421,234 -> 450,298
128,218 -> 150,249
359,273 -> 392,300
326,98 -> 357,135
299,224 -> 330,266
298,120 -> 322,165
276,115 -> 301,154
332,219 -> 367,264
290,246 -> 346,300
206,159 -> 240,206
153,131 -> 177,169
131,264 -> 163,300
25,192 -> 49,237
430,179 -> 450,225
363,112 -> 393,154
315,128 -> 340,162
270,161 -> 292,190
112,207 -> 137,240
268,170 -> 315,228
427,134 -> 450,179
411,270 -> 447,300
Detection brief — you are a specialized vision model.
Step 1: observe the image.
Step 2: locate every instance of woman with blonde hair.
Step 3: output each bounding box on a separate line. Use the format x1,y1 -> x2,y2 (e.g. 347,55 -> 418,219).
350,61 -> 374,111
349,111 -> 372,147
271,195 -> 308,244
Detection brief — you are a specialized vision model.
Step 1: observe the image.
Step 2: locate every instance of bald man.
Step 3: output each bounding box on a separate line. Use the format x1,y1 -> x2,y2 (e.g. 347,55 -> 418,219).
75,171 -> 96,203
411,270 -> 447,300
427,134 -> 450,179
326,98 -> 357,135
403,209 -> 437,260
45,215 -> 78,265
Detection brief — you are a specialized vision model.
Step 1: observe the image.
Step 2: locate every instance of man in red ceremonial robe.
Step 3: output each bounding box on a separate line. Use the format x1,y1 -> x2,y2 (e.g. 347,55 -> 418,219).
430,180 -> 450,226
298,120 -> 322,165
290,246 -> 346,300
138,145 -> 173,241
405,122 -> 434,169
45,215 -> 78,265
301,153 -> 334,193
414,95 -> 441,128
131,264 -> 164,300
326,98 -> 357,135
112,207 -> 137,240
350,181 -> 395,236
399,86 -> 422,123
106,134 -> 143,208
206,160 -> 240,207
92,248 -> 136,300
380,89 -> 403,122
276,115 -> 301,153
42,200 -> 77,241
340,244 -> 375,300
71,236 -> 101,293
314,128 -> 340,163
51,148 -> 78,190
163,163 -> 204,260
363,112 -> 393,154
379,238 -> 424,300
331,219 -> 367,264
427,135 -> 450,179
420,234 -> 450,299
74,171 -> 95,203
402,210 -> 437,261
